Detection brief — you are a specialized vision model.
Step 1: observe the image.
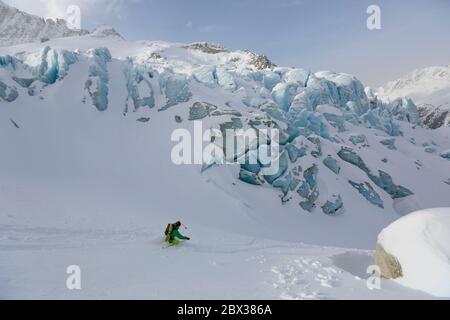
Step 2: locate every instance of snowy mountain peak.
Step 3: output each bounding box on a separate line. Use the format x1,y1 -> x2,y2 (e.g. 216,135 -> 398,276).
379,65 -> 450,100
182,42 -> 230,54
91,25 -> 124,40
0,1 -> 89,46
379,65 -> 450,128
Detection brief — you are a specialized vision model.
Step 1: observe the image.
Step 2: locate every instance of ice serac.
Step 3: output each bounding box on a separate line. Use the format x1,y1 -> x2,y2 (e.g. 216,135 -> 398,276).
84,48 -> 112,111
1,25 -> 448,219
316,104 -> 345,132
368,171 -> 413,200
271,82 -> 298,111
0,79 -> 18,101
315,71 -> 369,114
297,164 -> 320,212
273,172 -> 296,196
264,151 -> 289,184
283,68 -> 310,87
193,66 -> 217,87
239,169 -> 263,186
289,109 -> 330,139
379,138 -> 396,150
35,46 -> 78,84
285,72 -> 375,136
338,147 -> 413,199
321,195 -> 344,216
216,67 -> 236,91
323,155 -> 340,174
159,71 -> 192,110
390,97 -> 420,125
440,150 -> 450,161
349,133 -> 367,146
349,181 -> 384,208
124,60 -> 156,113
263,71 -> 281,91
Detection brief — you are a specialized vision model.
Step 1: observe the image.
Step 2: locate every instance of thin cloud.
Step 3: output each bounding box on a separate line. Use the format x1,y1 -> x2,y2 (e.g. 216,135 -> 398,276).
4,0 -> 142,23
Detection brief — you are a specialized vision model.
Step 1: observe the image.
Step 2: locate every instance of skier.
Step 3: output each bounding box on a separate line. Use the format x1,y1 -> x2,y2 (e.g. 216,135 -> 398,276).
164,221 -> 190,246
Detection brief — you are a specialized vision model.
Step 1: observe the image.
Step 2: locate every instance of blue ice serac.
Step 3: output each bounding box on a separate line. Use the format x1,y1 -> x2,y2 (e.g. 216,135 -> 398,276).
159,70 -> 192,110
85,48 -> 112,111
124,61 -> 156,112
3,45 -> 442,216
36,47 -> 78,84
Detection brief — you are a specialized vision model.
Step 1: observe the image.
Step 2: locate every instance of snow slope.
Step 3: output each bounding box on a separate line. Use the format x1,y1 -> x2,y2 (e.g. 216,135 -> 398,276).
378,208 -> 450,297
1,14 -> 450,299
379,65 -> 450,129
0,0 -> 88,46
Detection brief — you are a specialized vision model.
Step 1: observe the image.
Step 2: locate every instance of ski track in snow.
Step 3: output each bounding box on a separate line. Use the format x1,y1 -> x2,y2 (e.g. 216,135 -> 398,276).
0,223 -> 432,299
0,224 -> 156,250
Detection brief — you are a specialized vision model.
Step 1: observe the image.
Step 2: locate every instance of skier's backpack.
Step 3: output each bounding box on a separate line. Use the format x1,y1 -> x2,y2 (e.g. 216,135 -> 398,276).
164,223 -> 174,242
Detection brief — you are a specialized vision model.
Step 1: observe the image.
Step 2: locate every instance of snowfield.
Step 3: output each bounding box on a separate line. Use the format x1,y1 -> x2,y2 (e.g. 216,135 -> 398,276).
1,7 -> 450,299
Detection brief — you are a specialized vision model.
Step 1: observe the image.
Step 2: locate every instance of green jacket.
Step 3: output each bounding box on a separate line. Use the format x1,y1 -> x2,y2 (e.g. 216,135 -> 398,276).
170,228 -> 189,241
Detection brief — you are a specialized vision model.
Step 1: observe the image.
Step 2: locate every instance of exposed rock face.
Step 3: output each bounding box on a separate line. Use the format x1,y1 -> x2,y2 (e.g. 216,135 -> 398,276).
91,26 -> 124,40
245,50 -> 276,70
0,1 -> 89,46
374,243 -> 403,279
183,42 -> 229,54
419,104 -> 450,129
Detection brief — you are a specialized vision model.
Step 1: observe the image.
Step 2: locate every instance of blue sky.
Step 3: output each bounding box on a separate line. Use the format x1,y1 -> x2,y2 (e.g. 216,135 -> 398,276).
6,0 -> 450,86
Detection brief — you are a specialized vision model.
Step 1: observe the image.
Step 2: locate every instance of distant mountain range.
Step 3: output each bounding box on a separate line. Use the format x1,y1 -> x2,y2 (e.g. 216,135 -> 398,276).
379,65 -> 450,129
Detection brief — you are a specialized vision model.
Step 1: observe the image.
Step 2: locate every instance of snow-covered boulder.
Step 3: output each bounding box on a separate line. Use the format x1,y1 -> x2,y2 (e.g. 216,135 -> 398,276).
375,208 -> 450,297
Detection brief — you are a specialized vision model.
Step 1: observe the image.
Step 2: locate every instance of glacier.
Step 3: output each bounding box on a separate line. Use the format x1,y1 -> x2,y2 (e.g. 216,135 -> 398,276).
0,37 -> 443,221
